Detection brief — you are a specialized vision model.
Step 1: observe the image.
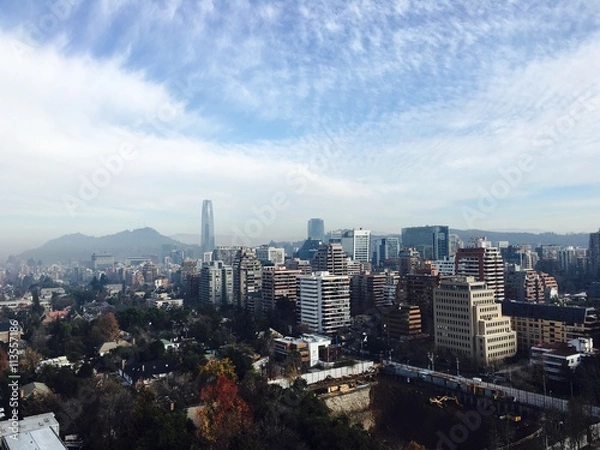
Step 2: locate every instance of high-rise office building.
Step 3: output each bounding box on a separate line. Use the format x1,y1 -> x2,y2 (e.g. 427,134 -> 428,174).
233,247 -> 262,309
312,243 -> 348,276
590,229 -> 600,280
298,271 -> 350,335
401,226 -> 450,260
199,260 -> 233,309
373,237 -> 400,267
201,199 -> 216,254
341,229 -> 371,263
307,218 -> 325,241
455,239 -> 505,301
433,276 -> 517,366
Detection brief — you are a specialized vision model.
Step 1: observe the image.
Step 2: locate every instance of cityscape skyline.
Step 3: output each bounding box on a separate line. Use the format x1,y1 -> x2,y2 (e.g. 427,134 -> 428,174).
1,2 -> 600,260
3,3 -> 600,447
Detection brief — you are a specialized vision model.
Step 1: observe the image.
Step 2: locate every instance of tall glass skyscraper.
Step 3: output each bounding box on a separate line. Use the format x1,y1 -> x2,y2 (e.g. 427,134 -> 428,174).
201,199 -> 216,254
307,218 -> 325,241
401,225 -> 450,260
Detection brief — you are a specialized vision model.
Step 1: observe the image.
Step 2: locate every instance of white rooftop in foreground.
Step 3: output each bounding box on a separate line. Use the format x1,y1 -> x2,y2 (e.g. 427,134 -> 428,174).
0,413 -> 67,450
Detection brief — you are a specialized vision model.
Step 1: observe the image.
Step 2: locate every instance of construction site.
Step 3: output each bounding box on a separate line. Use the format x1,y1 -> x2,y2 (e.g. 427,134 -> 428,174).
304,362 -> 598,449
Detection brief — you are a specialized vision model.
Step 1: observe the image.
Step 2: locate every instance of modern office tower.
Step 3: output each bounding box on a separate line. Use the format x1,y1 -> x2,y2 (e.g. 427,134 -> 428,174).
261,266 -> 302,311
401,225 -> 450,260
590,229 -> 600,280
433,277 -> 517,367
298,271 -> 350,335
201,199 -> 216,254
199,260 -> 233,309
398,248 -> 422,275
312,243 -> 348,276
350,272 -> 386,314
341,229 -> 371,263
212,246 -> 239,266
256,245 -> 286,266
455,239 -> 505,301
233,247 -> 262,309
307,218 -> 325,241
502,300 -> 600,351
373,237 -> 400,267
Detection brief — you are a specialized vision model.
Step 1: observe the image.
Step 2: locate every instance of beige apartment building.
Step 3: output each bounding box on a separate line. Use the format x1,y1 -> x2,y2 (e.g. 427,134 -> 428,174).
434,276 -> 517,367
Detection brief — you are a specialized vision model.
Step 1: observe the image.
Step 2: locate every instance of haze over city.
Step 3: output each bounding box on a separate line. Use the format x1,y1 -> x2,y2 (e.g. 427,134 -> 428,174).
1,1 -> 600,256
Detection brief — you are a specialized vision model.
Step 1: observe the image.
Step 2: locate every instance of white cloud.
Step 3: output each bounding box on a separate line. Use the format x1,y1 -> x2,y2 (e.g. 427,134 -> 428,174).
1,2 -> 600,256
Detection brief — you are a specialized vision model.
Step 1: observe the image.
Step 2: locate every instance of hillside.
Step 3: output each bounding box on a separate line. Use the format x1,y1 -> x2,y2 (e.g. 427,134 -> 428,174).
18,228 -> 196,263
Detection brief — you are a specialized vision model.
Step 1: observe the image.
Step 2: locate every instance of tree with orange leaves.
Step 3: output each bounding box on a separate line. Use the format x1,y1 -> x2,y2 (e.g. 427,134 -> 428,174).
197,374 -> 252,449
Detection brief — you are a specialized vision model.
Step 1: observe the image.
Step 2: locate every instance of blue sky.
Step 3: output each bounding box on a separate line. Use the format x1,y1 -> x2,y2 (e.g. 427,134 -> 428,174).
1,0 -> 600,255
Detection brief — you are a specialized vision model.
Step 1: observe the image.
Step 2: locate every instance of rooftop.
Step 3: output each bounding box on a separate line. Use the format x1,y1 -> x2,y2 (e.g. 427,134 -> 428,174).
502,300 -> 589,323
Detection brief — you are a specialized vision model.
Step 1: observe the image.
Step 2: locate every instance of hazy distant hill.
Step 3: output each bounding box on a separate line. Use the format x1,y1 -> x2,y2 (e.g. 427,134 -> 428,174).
170,233 -> 198,245
18,228 -> 196,263
449,229 -> 590,248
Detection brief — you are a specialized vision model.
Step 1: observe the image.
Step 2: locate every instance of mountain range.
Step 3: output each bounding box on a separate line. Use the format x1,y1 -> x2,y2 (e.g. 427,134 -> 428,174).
16,228 -> 198,263
11,227 -> 591,264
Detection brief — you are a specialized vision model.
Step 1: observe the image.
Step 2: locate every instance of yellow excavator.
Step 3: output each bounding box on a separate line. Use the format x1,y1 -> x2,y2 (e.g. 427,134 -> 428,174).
429,395 -> 461,408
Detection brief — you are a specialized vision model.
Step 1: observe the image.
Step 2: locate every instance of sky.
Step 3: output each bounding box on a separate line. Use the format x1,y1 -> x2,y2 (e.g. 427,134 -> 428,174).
1,0 -> 600,257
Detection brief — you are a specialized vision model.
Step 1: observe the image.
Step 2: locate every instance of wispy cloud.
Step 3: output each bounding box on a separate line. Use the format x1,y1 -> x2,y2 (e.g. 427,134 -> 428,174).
0,1 -> 600,255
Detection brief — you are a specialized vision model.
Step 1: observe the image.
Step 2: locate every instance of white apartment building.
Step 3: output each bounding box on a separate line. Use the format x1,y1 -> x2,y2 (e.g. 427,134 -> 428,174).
199,260 -> 234,308
434,276 -> 517,367
299,271 -> 350,335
